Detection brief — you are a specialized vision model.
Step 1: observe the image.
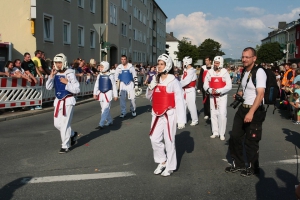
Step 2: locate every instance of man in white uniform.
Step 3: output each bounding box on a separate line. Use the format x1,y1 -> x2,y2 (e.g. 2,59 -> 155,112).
115,55 -> 139,118
203,56 -> 232,140
46,53 -> 80,153
180,56 -> 198,126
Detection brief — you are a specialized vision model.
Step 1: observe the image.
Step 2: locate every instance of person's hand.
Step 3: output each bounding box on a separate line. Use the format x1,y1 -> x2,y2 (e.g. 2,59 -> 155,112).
60,77 -> 68,85
27,78 -> 32,83
178,123 -> 185,129
33,78 -> 37,84
148,79 -> 157,90
244,112 -> 254,123
50,68 -> 57,78
93,95 -> 98,100
114,97 -> 118,101
212,89 -> 217,95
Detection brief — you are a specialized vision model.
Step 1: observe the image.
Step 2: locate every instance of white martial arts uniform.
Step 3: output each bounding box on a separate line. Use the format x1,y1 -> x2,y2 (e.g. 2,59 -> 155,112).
203,68 -> 232,137
93,72 -> 118,126
146,74 -> 186,171
46,69 -> 80,149
180,67 -> 198,123
114,63 -> 138,115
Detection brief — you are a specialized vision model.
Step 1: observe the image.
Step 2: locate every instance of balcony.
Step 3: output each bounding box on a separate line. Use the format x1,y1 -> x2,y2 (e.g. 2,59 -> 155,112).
152,30 -> 156,38
153,46 -> 156,53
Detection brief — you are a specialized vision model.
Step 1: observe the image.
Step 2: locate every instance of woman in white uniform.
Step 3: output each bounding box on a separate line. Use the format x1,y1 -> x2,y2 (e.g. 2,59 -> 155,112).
146,53 -> 186,177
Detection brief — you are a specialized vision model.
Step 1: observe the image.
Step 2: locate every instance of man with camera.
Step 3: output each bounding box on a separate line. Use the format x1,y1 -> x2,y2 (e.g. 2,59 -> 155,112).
203,56 -> 232,140
226,47 -> 267,177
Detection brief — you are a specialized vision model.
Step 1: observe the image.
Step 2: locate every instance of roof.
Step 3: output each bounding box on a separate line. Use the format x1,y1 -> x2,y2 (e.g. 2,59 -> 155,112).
166,32 -> 179,42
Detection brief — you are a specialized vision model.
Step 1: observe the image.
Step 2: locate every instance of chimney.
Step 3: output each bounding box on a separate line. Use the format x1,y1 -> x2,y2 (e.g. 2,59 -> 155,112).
170,32 -> 173,37
278,22 -> 287,30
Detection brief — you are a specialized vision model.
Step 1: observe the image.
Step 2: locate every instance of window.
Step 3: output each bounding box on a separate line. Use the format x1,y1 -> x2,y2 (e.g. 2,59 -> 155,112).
129,14 -> 132,29
150,2 -> 153,12
121,22 -> 127,36
65,0 -> 71,2
133,29 -> 137,40
121,48 -> 127,56
139,10 -> 142,22
133,6 -> 137,18
138,10 -> 141,21
110,3 -> 117,25
129,0 -> 132,6
121,0 -> 127,11
78,25 -> 84,46
90,30 -> 95,48
78,0 -> 84,8
43,14 -> 54,42
129,38 -> 132,52
90,0 -> 95,13
63,20 -> 71,44
143,14 -> 146,25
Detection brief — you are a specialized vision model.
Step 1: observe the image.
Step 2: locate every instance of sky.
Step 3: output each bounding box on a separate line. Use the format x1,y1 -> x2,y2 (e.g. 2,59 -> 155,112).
155,0 -> 300,59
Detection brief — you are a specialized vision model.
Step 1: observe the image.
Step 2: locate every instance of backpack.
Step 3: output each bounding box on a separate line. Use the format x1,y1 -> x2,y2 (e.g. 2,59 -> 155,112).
249,66 -> 279,113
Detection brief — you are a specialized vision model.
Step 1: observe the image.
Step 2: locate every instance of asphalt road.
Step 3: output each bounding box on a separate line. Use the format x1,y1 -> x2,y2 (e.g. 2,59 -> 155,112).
0,85 -> 299,200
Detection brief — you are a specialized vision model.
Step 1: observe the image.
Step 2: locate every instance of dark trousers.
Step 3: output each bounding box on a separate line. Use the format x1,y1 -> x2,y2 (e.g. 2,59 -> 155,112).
228,105 -> 266,170
202,89 -> 210,117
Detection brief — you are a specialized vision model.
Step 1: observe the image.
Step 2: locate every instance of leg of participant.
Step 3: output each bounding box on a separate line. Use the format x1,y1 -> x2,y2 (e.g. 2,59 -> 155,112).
218,95 -> 228,137
210,96 -> 219,136
187,91 -> 198,123
119,90 -> 127,115
202,90 -> 210,118
150,117 -> 167,164
100,101 -> 110,126
163,113 -> 177,171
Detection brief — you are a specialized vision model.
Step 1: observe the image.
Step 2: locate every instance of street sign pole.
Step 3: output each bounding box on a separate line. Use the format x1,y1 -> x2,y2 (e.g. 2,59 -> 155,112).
93,23 -> 106,63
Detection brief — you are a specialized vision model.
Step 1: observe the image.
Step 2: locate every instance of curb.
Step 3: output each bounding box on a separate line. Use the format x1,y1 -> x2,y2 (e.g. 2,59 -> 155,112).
0,98 -> 95,122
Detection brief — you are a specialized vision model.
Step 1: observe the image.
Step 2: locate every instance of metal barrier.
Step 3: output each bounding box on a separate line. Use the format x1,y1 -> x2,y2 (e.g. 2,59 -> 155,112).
0,75 -> 96,109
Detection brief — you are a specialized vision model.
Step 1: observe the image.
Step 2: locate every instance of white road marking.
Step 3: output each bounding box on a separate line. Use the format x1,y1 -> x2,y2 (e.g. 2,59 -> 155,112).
222,158 -> 300,166
21,171 -> 136,184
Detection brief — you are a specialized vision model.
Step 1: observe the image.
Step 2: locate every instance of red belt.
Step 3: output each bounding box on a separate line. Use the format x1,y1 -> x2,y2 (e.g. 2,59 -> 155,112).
212,94 -> 221,110
54,95 -> 73,118
149,112 -> 172,142
99,92 -> 109,102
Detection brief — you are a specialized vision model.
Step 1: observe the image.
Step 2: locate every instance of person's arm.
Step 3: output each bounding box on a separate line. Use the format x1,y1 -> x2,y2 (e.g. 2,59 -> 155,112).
216,71 -> 232,94
180,70 -> 194,88
144,74 -> 149,84
203,71 -> 211,93
110,75 -> 118,99
93,74 -> 100,97
24,70 -> 37,83
197,68 -> 204,91
173,79 -> 186,125
287,71 -> 294,85
131,67 -> 138,89
65,72 -> 80,94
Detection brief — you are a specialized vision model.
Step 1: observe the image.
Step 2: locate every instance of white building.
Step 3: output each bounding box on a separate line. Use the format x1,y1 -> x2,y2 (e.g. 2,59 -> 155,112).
166,32 -> 180,67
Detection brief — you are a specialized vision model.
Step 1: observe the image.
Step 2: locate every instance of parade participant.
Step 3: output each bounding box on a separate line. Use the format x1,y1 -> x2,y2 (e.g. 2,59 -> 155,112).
46,53 -> 80,154
226,47 -> 267,177
180,56 -> 198,126
115,55 -> 138,118
203,56 -> 232,140
197,56 -> 212,120
146,53 -> 186,177
93,61 -> 118,129
144,66 -> 157,85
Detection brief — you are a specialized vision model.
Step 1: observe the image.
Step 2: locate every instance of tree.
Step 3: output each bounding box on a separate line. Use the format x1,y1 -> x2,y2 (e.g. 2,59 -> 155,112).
174,38 -> 200,66
257,42 -> 284,64
198,38 -> 225,60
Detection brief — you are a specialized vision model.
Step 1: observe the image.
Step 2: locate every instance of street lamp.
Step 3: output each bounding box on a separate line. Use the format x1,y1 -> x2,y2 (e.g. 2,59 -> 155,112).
268,26 -> 289,63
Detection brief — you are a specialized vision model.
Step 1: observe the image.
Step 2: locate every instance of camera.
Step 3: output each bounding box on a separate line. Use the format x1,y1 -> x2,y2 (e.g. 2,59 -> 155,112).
230,94 -> 244,109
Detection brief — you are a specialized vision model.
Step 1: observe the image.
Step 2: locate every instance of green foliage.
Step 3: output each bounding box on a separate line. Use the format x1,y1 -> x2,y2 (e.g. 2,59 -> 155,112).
174,39 -> 200,66
198,38 -> 225,60
257,42 -> 284,63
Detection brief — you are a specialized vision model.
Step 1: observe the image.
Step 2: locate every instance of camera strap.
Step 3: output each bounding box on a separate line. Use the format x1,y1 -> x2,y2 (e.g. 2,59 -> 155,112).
236,68 -> 254,98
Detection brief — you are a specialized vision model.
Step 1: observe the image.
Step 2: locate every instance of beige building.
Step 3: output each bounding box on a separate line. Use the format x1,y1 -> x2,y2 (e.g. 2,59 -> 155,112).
103,0 -> 167,66
0,0 -> 103,69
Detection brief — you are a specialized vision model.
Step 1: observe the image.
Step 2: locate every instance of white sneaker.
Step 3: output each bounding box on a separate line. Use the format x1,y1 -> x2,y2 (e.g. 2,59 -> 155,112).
190,121 -> 198,126
204,116 -> 209,120
210,135 -> 218,138
154,163 -> 166,175
220,136 -> 225,141
104,121 -> 113,126
119,113 -> 126,118
161,170 -> 173,177
131,111 -> 136,117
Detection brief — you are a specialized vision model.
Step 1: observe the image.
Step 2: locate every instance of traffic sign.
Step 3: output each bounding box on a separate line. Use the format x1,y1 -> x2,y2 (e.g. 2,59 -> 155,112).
93,23 -> 106,36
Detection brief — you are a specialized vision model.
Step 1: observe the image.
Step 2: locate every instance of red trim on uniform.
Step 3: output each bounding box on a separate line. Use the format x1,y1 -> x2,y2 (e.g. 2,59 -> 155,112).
54,95 -> 73,118
12,78 -> 18,87
1,78 -> 7,87
149,113 -> 172,142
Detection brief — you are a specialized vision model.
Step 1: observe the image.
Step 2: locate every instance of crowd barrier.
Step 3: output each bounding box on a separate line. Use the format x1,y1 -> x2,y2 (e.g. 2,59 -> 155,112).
0,75 -> 95,109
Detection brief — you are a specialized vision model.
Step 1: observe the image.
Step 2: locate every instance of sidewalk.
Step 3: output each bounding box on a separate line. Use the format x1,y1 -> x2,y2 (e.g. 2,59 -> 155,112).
0,96 -> 94,122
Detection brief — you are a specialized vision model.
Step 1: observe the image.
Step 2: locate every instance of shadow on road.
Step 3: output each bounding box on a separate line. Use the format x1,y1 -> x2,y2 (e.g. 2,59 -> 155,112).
256,168 -> 298,200
282,128 -> 300,149
175,131 -> 194,171
0,177 -> 31,200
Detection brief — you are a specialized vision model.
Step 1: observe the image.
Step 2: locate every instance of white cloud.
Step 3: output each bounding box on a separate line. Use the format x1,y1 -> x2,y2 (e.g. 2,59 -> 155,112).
235,7 -> 265,15
166,8 -> 300,58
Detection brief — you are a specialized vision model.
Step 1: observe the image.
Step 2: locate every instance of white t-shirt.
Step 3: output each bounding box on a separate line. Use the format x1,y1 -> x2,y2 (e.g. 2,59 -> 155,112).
242,68 -> 266,105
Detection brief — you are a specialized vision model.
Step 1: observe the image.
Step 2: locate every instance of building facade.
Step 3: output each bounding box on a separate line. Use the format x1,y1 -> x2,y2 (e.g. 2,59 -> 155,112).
166,32 -> 180,67
104,0 -> 167,66
261,20 -> 300,63
0,0 -> 103,68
